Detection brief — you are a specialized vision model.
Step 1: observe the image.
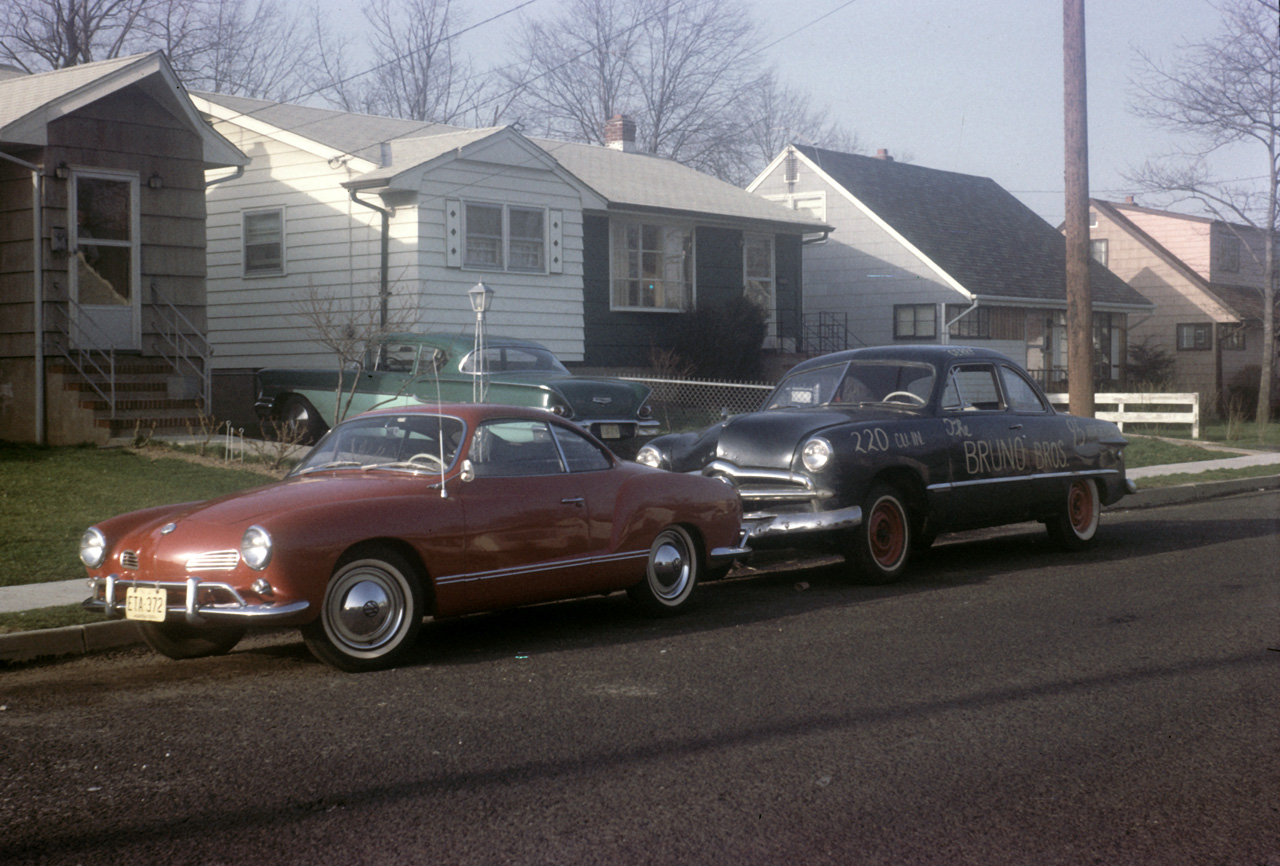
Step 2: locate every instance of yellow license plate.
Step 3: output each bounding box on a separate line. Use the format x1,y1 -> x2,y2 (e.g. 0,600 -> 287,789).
599,424 -> 621,439
125,586 -> 167,622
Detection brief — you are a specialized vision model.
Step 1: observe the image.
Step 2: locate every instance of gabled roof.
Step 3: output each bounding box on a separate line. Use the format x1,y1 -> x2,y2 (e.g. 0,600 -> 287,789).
536,138 -> 831,232
1093,198 -> 1269,322
0,52 -> 245,169
192,91 -> 458,168
195,92 -> 828,234
777,145 -> 1149,309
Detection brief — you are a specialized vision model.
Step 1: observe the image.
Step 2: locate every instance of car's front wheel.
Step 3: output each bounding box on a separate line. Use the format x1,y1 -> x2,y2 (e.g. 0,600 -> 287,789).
627,526 -> 700,616
845,483 -> 912,584
280,395 -> 327,444
1045,478 -> 1100,550
138,621 -> 246,660
302,550 -> 425,672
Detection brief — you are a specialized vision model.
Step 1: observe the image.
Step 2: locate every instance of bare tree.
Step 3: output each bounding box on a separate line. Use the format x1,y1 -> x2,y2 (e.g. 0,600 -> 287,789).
307,0 -> 492,126
1127,0 -> 1279,421
499,0 -> 860,186
1,0 -> 314,101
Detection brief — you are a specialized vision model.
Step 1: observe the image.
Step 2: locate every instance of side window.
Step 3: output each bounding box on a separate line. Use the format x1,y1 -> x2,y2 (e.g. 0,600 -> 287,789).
1000,365 -> 1048,413
244,208 -> 284,276
372,343 -> 418,373
552,425 -> 613,472
469,420 -> 565,477
941,365 -> 1003,411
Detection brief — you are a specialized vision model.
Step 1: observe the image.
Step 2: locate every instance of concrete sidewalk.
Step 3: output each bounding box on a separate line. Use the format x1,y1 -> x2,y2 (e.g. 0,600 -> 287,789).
4,451 -> 1279,664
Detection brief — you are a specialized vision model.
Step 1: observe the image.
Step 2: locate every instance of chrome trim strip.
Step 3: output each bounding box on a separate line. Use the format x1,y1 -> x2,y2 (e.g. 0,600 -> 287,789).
926,468 -> 1121,492
436,550 -> 648,586
709,546 -> 751,565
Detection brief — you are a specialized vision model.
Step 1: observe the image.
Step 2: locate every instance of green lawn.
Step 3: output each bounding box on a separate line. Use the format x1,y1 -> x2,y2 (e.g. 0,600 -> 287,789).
0,443 -> 277,588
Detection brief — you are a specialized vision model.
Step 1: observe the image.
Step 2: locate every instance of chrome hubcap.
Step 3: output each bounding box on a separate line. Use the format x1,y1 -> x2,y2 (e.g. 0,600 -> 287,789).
328,567 -> 406,650
650,535 -> 690,599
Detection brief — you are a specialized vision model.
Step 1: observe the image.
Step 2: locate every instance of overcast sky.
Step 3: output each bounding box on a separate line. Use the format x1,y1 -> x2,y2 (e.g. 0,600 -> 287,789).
342,0 -> 1254,225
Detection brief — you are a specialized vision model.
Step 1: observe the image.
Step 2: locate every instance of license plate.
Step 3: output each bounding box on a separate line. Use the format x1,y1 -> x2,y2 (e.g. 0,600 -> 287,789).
125,586 -> 167,622
599,424 -> 621,439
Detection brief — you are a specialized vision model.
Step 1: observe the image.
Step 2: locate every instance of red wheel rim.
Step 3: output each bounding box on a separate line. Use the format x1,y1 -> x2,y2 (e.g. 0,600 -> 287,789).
1067,481 -> 1095,535
868,497 -> 906,568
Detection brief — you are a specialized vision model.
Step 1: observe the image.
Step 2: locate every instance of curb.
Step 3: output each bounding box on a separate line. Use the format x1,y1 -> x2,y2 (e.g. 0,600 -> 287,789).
0,619 -> 141,665
1109,473 -> 1280,510
3,474 -> 1278,668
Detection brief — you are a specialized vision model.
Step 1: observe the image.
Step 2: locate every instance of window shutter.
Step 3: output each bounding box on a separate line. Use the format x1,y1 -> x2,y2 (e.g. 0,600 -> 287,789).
549,210 -> 563,273
445,199 -> 461,268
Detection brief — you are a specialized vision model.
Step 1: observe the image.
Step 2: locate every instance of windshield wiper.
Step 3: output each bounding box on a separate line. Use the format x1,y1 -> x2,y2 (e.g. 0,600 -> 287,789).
297,460 -> 363,474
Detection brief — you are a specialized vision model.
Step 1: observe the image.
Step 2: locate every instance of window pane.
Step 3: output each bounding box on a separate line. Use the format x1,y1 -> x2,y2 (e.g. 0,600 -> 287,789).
465,204 -> 503,269
244,210 -> 283,273
509,207 -> 545,272
77,245 -> 131,305
76,177 -> 131,241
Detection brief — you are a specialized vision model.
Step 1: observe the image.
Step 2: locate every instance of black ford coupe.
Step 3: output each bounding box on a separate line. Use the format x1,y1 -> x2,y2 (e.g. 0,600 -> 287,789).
636,346 -> 1134,583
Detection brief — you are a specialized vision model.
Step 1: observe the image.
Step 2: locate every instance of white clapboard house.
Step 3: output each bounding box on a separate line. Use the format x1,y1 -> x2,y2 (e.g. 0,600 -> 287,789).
191,96 -> 828,424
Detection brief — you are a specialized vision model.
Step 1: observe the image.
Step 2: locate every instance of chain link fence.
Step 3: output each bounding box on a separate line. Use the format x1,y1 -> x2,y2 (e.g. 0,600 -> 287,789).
624,377 -> 775,434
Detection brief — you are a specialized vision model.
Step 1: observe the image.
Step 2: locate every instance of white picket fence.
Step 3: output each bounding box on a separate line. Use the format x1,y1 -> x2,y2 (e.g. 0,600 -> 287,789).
1046,392 -> 1201,439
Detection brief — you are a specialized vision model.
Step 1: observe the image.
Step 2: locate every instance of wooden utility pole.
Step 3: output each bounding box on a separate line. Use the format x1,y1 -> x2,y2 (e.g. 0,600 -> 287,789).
1063,0 -> 1094,417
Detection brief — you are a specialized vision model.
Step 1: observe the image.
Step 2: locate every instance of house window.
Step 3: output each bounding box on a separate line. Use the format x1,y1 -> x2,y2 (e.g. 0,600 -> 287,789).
244,208 -> 284,276
1219,325 -> 1246,351
611,220 -> 693,311
744,234 -> 774,313
463,202 -> 546,273
1177,323 -> 1212,351
1090,238 -> 1108,267
1217,235 -> 1240,274
894,304 -> 936,340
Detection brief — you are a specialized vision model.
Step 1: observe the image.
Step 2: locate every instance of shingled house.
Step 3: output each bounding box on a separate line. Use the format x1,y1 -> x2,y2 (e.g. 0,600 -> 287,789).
748,145 -> 1151,388
0,53 -> 245,444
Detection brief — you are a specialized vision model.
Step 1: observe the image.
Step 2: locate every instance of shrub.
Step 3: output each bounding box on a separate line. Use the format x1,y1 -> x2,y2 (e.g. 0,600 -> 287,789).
671,296 -> 768,381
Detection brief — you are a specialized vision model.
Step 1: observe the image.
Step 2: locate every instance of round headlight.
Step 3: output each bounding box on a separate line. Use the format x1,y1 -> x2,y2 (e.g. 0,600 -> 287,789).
241,525 -> 273,571
635,446 -> 663,469
79,527 -> 107,569
801,437 -> 833,472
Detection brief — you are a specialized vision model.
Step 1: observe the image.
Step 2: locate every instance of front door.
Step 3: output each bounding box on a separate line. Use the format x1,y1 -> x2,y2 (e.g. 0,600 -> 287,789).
69,171 -> 141,351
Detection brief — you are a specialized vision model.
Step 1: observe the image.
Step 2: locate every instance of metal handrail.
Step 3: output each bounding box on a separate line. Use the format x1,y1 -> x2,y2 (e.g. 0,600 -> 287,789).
150,283 -> 212,410
47,299 -> 117,418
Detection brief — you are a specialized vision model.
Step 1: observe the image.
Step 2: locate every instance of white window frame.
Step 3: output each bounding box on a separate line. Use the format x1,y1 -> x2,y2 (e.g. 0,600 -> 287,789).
609,218 -> 694,312
462,201 -> 548,274
243,207 -> 285,277
894,304 -> 937,340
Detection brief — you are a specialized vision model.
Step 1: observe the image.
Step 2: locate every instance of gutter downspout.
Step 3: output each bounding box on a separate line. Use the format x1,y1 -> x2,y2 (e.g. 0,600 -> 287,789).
2,151 -> 45,444
943,300 -> 979,347
348,188 -> 392,329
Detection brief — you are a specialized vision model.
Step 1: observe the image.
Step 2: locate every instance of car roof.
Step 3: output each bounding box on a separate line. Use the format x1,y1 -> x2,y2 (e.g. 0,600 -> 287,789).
784,344 -> 1016,375
376,333 -> 551,353
349,402 -> 565,425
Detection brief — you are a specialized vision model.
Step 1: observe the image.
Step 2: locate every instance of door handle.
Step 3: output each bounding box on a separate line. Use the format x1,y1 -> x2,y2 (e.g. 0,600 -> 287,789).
1009,424 -> 1024,430
561,497 -> 585,507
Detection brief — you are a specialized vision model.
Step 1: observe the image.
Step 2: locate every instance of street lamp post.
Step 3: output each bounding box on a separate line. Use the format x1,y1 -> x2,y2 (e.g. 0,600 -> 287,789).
468,282 -> 494,402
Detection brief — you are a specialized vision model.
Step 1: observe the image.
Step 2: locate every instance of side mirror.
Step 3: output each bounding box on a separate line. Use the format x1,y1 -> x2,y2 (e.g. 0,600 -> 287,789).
459,459 -> 475,483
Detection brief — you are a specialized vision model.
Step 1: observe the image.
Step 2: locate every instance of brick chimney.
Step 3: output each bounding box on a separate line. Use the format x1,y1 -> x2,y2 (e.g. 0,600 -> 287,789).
605,115 -> 637,152
1124,195 -> 1136,204
876,148 -> 894,162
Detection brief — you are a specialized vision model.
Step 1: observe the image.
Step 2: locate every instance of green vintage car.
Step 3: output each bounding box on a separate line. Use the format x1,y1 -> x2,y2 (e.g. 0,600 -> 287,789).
254,333 -> 658,450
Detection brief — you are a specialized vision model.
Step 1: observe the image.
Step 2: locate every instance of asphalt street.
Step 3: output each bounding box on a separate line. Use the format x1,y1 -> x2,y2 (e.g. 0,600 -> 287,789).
1,489 -> 1277,865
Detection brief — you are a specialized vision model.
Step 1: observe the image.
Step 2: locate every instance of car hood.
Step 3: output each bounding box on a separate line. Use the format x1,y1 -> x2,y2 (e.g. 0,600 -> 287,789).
115,474 -> 432,537
714,406 -> 918,470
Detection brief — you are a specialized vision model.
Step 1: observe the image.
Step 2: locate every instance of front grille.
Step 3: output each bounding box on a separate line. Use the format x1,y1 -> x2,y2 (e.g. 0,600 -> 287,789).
185,550 -> 240,571
702,460 -> 829,511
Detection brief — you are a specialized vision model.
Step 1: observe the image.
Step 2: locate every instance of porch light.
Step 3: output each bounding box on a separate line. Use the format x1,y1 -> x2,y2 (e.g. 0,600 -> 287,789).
468,282 -> 495,402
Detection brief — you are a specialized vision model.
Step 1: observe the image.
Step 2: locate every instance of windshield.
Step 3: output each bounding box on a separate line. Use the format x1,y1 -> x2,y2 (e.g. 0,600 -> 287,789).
765,361 -> 936,410
459,345 -> 569,375
291,413 -> 466,476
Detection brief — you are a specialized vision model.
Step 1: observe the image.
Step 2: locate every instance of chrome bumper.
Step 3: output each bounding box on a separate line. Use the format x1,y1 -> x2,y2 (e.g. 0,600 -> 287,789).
741,505 -> 863,543
84,574 -> 310,625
